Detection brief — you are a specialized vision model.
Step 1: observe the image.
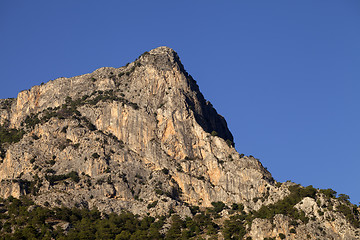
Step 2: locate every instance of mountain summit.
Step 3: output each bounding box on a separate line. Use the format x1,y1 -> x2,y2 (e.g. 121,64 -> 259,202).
0,47 -> 358,239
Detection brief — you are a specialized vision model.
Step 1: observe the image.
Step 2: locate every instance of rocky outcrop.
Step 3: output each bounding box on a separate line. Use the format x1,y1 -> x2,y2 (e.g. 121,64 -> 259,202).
0,46 -> 358,238
0,47 -> 274,209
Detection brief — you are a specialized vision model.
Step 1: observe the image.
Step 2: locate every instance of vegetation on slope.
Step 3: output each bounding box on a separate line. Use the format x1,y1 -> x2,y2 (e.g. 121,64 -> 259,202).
22,90 -> 138,130
1,184 -> 358,240
0,197 -> 226,240
0,124 -> 25,160
0,126 -> 24,146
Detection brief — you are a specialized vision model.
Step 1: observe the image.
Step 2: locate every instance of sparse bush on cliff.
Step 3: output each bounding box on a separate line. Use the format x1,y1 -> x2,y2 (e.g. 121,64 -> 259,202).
320,188 -> 337,199
45,171 -> 80,185
231,203 -> 244,212
0,125 -> 24,145
251,185 -> 318,223
24,114 -> 41,128
211,131 -> 218,136
19,92 -> 139,131
337,204 -> 360,228
147,200 -> 158,209
211,201 -> 226,213
1,99 -> 13,110
226,139 -> 233,147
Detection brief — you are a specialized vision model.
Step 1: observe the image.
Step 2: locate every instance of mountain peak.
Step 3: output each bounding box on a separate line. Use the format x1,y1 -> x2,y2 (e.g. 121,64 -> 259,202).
148,46 -> 176,54
0,48 -> 358,239
0,47 -> 260,211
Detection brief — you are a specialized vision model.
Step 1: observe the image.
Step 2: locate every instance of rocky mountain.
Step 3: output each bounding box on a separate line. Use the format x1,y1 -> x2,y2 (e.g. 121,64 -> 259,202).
0,47 -> 359,239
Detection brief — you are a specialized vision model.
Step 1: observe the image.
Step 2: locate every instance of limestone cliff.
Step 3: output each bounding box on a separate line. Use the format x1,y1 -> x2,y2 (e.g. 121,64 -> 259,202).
0,47 -> 358,239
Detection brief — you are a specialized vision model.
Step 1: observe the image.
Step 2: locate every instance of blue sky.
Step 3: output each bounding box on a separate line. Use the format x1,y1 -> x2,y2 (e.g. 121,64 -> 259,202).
1,1 -> 359,204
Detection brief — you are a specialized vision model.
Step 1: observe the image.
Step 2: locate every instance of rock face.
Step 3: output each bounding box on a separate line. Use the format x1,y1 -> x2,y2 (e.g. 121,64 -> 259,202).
0,47 -> 358,239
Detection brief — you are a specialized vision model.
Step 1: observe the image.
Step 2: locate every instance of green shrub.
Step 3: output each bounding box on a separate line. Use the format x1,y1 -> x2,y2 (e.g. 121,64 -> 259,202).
252,185 -> 316,223
166,214 -> 184,239
226,139 -> 233,147
45,174 -> 68,185
147,201 -> 158,209
176,163 -> 183,172
1,99 -> 13,110
24,114 -> 41,128
196,175 -> 205,181
67,171 -> 80,183
189,206 -> 200,215
337,204 -> 360,228
279,233 -> 286,239
155,189 -> 164,195
65,96 -> 72,104
231,203 -> 244,212
45,169 -> 56,174
211,201 -> 226,213
128,102 -> 139,110
222,214 -> 246,239
338,194 -> 350,203
31,134 -> 39,140
58,143 -> 67,151
61,126 -> 68,133
45,171 -> 80,185
48,160 -> 56,166
135,173 -> 143,179
0,125 -> 25,145
320,188 -> 337,199
96,178 -> 105,185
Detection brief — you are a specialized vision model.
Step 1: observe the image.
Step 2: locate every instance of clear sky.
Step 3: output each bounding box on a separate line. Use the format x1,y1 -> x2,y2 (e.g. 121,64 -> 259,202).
1,1 -> 359,204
